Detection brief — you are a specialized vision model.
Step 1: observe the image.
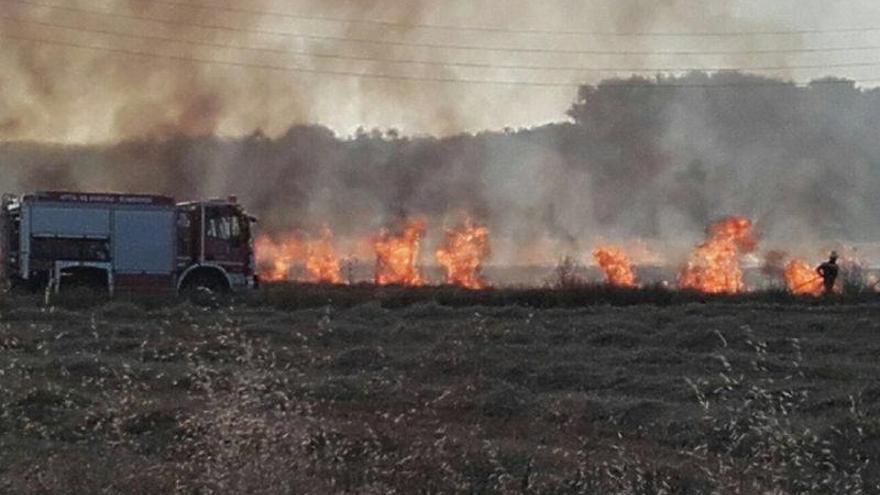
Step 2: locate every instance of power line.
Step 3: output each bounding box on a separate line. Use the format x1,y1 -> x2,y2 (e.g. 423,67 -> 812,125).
0,32 -> 576,87
10,0 -> 880,58
124,0 -> 880,38
8,16 -> 880,75
10,12 -> 880,62
8,0 -> 597,55
3,32 -> 879,89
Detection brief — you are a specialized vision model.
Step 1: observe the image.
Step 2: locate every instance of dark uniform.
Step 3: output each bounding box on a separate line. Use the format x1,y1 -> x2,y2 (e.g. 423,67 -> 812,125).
816,254 -> 839,295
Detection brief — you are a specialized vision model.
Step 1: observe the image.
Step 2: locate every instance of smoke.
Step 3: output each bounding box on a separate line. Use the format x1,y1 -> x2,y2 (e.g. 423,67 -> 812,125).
2,2 -> 879,265
2,0 -> 840,142
6,72 -> 880,267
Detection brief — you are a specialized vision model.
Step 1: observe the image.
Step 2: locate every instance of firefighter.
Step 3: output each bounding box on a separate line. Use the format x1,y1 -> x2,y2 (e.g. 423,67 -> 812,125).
816,251 -> 840,295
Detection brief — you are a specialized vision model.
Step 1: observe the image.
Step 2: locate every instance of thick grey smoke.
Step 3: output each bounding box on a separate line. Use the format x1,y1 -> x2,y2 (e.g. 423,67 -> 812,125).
2,2 -> 879,265
3,72 -> 880,267
2,0 -> 851,142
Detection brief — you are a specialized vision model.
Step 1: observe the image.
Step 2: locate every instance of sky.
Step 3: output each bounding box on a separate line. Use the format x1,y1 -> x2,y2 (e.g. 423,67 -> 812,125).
2,0 -> 880,142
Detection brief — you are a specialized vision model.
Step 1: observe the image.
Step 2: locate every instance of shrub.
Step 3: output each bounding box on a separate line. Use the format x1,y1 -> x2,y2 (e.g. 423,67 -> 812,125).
552,256 -> 589,289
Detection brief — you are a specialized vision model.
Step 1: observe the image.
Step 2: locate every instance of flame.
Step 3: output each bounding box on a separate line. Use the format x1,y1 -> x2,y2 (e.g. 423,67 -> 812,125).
592,246 -> 637,288
255,234 -> 303,282
436,219 -> 491,289
305,226 -> 343,284
784,258 -> 823,296
374,218 -> 428,286
678,217 -> 757,294
255,227 -> 343,284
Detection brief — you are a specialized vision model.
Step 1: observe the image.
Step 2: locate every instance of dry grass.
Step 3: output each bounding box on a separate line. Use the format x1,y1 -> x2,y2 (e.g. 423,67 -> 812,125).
247,282 -> 879,312
1,290 -> 880,493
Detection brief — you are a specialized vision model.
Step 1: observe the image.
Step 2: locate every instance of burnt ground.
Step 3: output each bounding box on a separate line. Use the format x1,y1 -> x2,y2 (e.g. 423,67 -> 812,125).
1,288 -> 880,493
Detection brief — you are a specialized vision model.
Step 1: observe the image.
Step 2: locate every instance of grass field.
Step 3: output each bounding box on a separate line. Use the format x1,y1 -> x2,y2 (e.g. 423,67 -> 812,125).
1,286 -> 879,493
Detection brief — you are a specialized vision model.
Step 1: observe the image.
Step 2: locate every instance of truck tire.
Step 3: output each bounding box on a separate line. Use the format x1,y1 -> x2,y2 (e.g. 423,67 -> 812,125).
180,269 -> 230,302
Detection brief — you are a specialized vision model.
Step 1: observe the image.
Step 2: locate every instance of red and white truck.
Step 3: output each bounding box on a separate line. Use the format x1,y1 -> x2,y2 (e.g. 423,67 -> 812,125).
0,191 -> 258,294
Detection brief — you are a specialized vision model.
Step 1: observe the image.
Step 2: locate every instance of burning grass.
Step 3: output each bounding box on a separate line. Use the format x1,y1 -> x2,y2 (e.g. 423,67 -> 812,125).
679,216 -> 757,294
373,218 -> 428,286
255,227 -> 343,284
304,226 -> 343,284
592,246 -> 638,288
786,258 -> 825,296
254,234 -> 301,282
252,215 -> 875,301
435,218 -> 491,289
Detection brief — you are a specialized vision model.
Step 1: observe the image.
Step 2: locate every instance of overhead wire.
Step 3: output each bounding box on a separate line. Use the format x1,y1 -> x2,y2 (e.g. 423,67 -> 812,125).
0,32 -> 581,87
9,0 -> 880,57
4,0 -> 880,88
3,31 -> 880,89
117,0 -> 880,38
10,11 -> 880,63
7,15 -> 880,75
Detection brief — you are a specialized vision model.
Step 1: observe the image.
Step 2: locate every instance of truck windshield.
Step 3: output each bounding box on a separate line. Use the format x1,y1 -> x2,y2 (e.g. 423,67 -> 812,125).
206,214 -> 234,240
206,211 -> 250,247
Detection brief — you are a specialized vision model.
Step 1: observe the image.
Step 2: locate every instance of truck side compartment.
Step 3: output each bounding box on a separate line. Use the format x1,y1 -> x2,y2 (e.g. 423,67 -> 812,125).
12,193 -> 176,293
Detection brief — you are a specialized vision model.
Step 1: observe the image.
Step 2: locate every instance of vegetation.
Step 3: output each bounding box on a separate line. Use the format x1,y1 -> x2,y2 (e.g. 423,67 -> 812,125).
6,72 -> 880,244
1,288 -> 879,493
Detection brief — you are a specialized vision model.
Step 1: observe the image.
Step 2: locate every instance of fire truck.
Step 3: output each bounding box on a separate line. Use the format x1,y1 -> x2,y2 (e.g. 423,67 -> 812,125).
0,192 -> 257,294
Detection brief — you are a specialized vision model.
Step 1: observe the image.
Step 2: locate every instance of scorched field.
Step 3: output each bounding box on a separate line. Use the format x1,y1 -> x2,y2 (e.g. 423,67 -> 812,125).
0,288 -> 879,494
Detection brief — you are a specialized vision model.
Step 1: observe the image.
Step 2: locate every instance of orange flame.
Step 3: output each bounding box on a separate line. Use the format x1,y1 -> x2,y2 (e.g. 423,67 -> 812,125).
374,218 -> 427,286
305,226 -> 343,284
255,234 -> 303,282
255,228 -> 343,284
679,217 -> 757,294
436,219 -> 491,289
784,259 -> 823,296
592,246 -> 637,288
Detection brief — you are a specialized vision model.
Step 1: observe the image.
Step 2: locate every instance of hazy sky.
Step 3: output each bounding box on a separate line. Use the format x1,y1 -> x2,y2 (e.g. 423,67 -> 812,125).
2,0 -> 880,142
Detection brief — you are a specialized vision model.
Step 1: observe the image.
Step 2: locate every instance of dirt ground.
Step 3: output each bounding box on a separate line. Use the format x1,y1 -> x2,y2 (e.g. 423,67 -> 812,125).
1,291 -> 879,493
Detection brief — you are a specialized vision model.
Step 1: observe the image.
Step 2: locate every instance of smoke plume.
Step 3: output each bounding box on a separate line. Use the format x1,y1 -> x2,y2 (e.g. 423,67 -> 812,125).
1,2 -> 878,264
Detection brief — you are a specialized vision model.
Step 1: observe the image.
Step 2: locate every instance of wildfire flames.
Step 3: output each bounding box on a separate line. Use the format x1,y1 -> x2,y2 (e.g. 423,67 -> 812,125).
305,227 -> 343,284
255,227 -> 343,284
593,246 -> 637,288
785,259 -> 823,296
255,234 -> 302,282
374,218 -> 428,286
253,214 -> 872,295
679,217 -> 757,294
436,219 -> 491,289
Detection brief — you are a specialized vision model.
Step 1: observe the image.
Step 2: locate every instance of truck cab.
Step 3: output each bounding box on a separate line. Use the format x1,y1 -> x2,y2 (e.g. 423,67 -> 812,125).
175,198 -> 258,292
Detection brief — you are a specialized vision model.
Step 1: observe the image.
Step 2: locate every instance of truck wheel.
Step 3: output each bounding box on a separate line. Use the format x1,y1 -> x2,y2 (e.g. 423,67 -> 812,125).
183,274 -> 227,293
180,270 -> 229,304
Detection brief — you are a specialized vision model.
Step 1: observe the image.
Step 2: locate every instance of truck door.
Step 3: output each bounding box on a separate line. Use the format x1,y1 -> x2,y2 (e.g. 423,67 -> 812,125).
176,209 -> 197,263
203,206 -> 251,269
